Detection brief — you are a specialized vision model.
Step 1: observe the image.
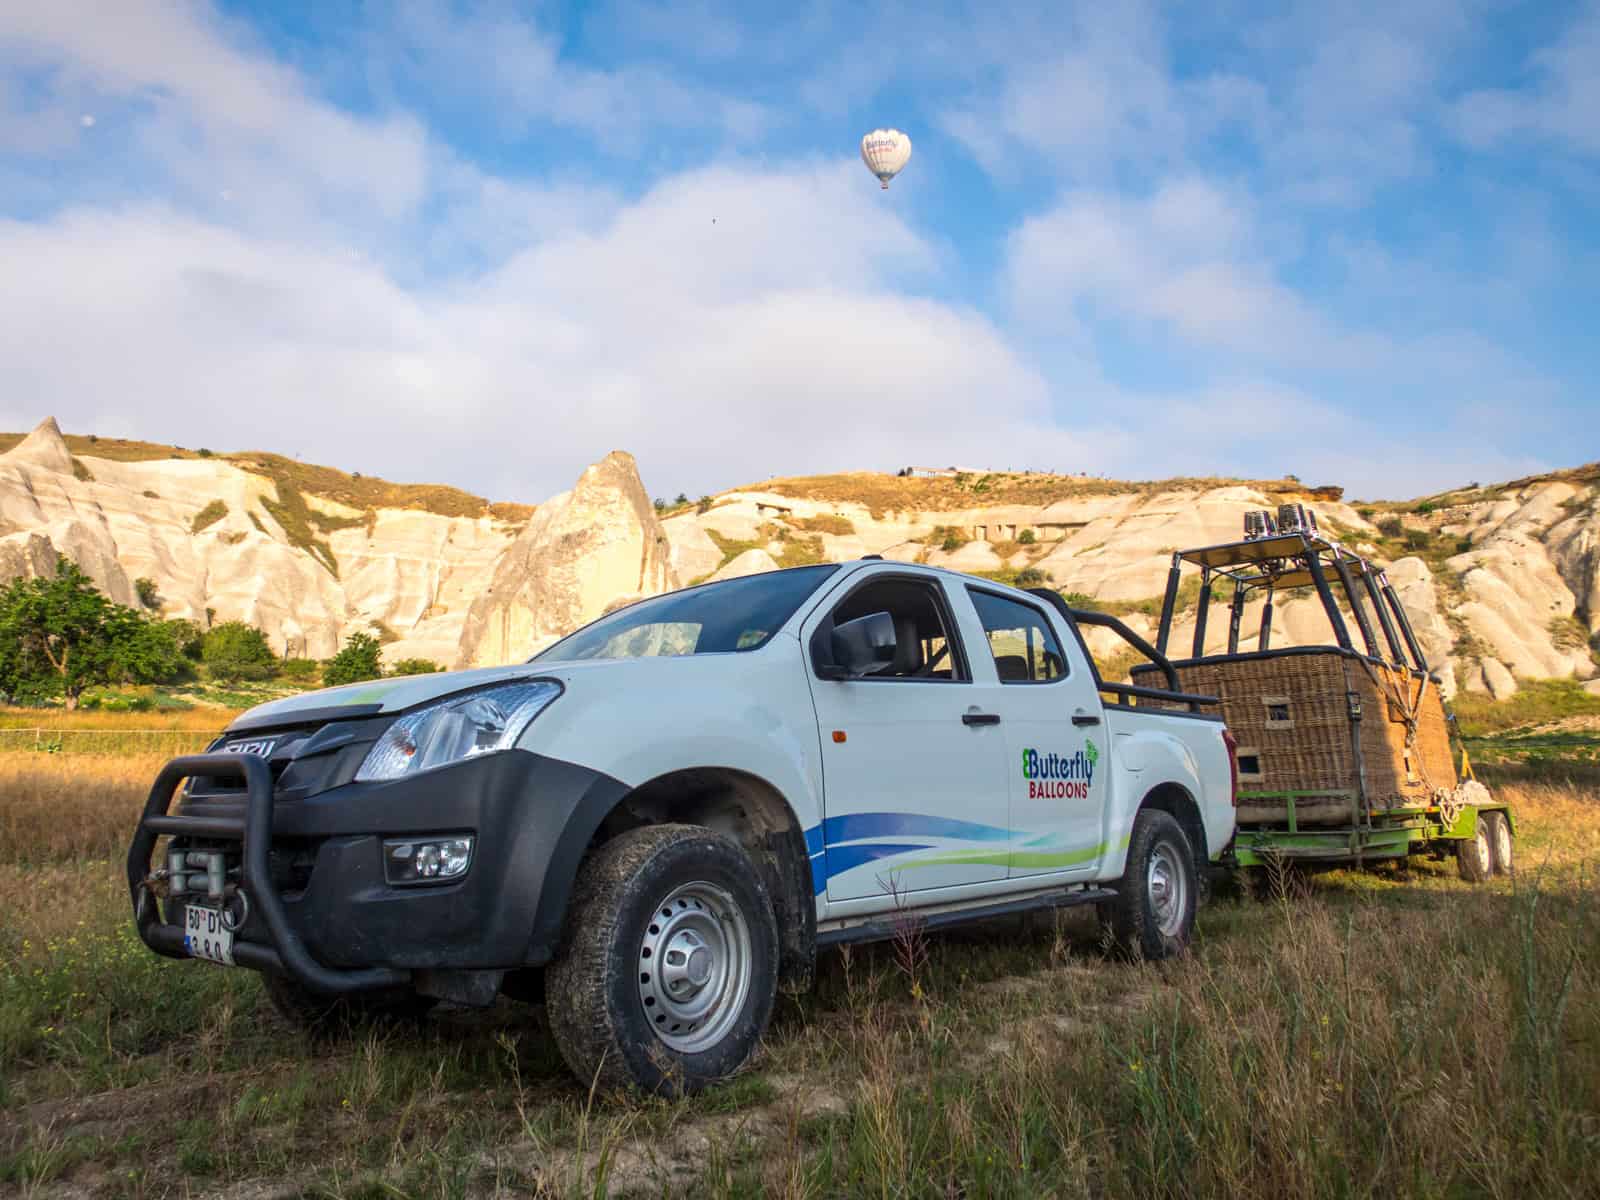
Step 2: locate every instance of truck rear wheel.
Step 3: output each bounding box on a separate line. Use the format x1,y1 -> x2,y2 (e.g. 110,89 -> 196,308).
1456,817 -> 1494,883
1104,809 -> 1197,960
546,823 -> 779,1096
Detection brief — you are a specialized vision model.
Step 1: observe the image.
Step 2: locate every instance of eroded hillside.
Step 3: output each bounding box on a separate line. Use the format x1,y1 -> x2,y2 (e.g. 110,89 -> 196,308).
1,417 -> 1595,696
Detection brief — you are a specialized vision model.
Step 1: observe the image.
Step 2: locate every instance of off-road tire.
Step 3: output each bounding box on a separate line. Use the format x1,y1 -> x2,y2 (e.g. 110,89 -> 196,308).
1102,809 -> 1198,960
1483,809 -> 1513,877
263,976 -> 437,1034
546,823 -> 779,1097
1455,816 -> 1494,883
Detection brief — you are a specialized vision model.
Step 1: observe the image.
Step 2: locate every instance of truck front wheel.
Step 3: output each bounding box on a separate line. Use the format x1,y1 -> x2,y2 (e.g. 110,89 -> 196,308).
1103,809 -> 1197,960
546,823 -> 779,1096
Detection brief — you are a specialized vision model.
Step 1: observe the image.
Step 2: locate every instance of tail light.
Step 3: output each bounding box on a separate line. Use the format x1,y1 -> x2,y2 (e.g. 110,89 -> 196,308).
1221,728 -> 1240,807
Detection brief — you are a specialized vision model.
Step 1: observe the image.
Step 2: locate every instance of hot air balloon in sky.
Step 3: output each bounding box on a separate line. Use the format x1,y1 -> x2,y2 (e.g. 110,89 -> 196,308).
860,128 -> 912,189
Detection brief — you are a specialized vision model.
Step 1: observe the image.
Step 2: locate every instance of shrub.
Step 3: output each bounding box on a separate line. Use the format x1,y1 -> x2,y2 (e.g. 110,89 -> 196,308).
201,621 -> 277,682
134,577 -> 161,610
696,496 -> 714,515
1414,501 -> 1435,515
1015,567 -> 1049,587
190,500 -> 228,534
198,448 -> 213,458
389,658 -> 442,676
1017,529 -> 1036,545
1404,528 -> 1431,551
323,632 -> 383,687
279,657 -> 320,682
1549,615 -> 1588,652
1377,517 -> 1405,539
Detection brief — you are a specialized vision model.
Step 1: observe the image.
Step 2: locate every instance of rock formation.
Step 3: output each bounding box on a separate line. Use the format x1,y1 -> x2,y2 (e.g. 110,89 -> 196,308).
1,415 -> 1596,696
456,452 -> 677,666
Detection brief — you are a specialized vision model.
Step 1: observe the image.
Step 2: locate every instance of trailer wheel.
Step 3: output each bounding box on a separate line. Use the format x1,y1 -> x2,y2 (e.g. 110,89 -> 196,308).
263,976 -> 436,1033
1103,809 -> 1197,960
546,823 -> 779,1097
1483,810 -> 1513,876
1455,817 -> 1494,884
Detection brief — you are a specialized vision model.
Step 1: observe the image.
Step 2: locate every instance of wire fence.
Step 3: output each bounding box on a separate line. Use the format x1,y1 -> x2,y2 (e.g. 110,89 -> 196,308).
0,728 -> 219,756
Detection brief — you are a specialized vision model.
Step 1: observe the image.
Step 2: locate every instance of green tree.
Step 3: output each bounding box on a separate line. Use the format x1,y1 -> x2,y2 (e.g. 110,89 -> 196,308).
323,631 -> 383,687
202,621 -> 277,682
134,577 -> 161,609
107,609 -> 187,685
0,562 -> 143,708
389,657 -> 441,676
164,619 -> 204,661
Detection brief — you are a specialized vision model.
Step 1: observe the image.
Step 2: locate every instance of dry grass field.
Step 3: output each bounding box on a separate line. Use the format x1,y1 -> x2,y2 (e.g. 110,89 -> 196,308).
1,742 -> 1596,1197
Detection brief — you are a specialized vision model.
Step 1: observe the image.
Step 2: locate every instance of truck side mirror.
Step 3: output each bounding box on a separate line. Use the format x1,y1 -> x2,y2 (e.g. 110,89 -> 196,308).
824,611 -> 898,679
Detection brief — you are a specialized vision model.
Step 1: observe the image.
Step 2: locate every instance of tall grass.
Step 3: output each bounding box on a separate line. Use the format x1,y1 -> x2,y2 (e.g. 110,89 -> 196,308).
1,774 -> 1595,1196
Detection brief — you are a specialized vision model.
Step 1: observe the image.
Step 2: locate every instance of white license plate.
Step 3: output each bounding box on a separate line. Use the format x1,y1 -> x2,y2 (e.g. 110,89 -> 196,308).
183,903 -> 234,965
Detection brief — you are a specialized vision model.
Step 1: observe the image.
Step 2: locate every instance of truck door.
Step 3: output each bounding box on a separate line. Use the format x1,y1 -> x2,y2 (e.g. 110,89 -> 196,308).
803,571 -> 1011,903
962,586 -> 1109,880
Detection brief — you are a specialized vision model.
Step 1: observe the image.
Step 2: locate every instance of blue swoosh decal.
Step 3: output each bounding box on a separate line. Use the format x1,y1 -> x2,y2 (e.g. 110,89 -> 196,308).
821,813 -> 1010,846
822,842 -> 932,879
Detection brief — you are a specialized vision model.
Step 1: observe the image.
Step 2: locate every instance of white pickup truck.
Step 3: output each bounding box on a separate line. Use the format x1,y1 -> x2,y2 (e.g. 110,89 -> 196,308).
130,560 -> 1236,1093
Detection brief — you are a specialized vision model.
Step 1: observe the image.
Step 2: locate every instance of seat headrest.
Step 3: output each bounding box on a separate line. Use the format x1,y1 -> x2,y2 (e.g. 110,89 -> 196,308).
994,654 -> 1029,681
891,615 -> 924,675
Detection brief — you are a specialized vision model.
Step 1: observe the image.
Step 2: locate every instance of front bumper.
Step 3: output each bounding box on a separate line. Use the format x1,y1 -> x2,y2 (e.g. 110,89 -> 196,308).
128,748 -> 626,993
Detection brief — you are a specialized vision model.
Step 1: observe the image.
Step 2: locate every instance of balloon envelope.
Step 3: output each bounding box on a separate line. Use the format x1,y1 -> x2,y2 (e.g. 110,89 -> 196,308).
860,129 -> 912,189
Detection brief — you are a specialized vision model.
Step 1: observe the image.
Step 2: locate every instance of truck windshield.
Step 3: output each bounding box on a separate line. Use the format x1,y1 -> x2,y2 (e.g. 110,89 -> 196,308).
533,564 -> 842,662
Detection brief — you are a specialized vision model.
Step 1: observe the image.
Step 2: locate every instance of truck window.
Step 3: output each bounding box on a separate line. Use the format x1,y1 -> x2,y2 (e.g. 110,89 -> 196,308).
536,564 -> 841,661
967,589 -> 1068,683
822,576 -> 967,680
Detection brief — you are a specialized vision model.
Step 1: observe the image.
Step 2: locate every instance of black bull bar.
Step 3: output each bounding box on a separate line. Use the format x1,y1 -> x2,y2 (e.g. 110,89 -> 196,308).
128,753 -> 407,994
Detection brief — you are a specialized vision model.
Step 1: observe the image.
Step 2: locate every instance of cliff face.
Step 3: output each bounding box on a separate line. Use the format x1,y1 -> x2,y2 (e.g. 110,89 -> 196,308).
0,421 -> 664,666
659,468 -> 1600,698
0,416 -> 1595,693
455,452 -> 677,666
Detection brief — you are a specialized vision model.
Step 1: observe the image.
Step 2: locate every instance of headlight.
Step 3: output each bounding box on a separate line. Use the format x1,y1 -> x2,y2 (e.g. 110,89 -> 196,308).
356,680 -> 562,782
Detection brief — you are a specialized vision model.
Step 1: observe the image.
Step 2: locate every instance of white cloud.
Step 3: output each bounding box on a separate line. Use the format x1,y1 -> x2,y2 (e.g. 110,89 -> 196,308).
1452,6 -> 1600,156
0,162 -> 1117,501
0,0 -> 429,222
377,1 -> 769,150
1006,179 -> 1345,360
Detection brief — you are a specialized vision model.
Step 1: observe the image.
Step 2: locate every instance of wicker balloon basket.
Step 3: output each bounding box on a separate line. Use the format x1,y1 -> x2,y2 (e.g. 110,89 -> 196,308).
1133,650 -> 1456,826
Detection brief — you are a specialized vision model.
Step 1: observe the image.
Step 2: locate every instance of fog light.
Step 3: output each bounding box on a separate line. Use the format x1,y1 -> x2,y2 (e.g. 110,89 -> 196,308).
384,836 -> 473,885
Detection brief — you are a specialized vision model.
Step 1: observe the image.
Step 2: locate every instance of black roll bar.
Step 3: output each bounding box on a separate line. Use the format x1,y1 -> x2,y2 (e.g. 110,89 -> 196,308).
1330,551 -> 1383,659
1155,553 -> 1182,656
1360,564 -> 1407,666
1026,588 -> 1218,714
128,754 -> 407,994
1304,549 -> 1354,651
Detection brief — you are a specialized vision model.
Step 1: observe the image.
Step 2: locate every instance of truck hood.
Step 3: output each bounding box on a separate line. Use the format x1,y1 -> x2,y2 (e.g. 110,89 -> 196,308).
225,664 -> 552,733
224,651 -> 777,734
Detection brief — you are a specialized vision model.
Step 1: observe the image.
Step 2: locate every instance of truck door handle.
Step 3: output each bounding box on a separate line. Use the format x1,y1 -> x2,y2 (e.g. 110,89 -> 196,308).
962,712 -> 1001,726
1072,711 -> 1101,726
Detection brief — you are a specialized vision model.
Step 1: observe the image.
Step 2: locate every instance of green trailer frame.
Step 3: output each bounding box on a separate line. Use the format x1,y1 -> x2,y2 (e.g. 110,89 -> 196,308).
1227,789 -> 1514,868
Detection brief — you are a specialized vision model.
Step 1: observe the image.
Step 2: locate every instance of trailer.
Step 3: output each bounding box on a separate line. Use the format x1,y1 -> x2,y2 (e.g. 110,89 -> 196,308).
1128,505 -> 1513,881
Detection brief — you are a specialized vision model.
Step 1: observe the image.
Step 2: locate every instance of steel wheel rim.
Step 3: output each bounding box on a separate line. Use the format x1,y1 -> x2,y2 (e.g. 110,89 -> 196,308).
1475,826 -> 1492,874
1147,840 -> 1188,937
637,881 -> 752,1054
1492,819 -> 1512,871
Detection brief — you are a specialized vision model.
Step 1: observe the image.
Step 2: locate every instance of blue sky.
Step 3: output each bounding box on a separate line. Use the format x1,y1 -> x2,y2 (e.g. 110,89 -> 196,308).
1,1 -> 1596,503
